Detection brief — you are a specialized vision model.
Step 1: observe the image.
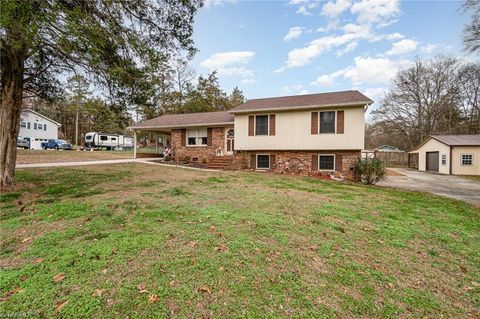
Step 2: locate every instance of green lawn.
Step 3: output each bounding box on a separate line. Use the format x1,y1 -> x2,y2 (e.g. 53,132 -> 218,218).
1,164 -> 479,318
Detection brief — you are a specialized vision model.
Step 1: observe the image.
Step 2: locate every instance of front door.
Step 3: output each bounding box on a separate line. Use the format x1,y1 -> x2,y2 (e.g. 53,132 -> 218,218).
226,129 -> 234,155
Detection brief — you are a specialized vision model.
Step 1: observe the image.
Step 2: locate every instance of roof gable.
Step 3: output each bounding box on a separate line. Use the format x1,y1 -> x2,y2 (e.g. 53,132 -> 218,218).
21,109 -> 61,126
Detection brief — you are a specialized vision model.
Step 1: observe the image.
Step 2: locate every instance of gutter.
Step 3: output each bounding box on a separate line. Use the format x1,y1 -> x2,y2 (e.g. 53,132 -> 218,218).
229,101 -> 373,114
127,121 -> 234,130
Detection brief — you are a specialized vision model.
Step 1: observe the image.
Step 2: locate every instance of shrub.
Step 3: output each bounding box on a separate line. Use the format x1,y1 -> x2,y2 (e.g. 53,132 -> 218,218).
355,158 -> 386,185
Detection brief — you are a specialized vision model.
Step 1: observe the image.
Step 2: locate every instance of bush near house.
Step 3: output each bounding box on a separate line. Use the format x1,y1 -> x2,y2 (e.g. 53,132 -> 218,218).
355,158 -> 387,185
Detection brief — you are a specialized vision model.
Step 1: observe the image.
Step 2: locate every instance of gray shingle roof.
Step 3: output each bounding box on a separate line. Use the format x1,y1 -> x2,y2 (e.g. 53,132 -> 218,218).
229,90 -> 373,113
431,134 -> 480,146
130,111 -> 234,129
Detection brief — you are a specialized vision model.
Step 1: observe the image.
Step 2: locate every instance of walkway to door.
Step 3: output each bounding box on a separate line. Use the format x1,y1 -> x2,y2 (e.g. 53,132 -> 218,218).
378,167 -> 480,206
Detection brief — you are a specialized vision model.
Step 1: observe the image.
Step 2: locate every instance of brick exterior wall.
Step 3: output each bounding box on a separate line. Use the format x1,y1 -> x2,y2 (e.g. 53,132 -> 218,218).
244,150 -> 360,180
171,128 -> 227,163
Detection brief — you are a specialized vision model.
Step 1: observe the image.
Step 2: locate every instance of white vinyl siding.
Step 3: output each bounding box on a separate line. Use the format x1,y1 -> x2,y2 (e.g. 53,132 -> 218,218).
235,106 -> 365,150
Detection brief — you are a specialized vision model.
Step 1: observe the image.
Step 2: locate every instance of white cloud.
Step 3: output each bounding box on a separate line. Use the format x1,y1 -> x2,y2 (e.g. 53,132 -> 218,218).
204,0 -> 237,7
312,56 -> 411,87
351,0 -> 401,27
337,41 -> 358,56
385,39 -> 417,56
201,51 -> 256,80
282,84 -> 309,95
284,27 -> 305,41
322,0 -> 352,18
343,56 -> 411,85
289,0 -> 319,16
241,78 -> 256,85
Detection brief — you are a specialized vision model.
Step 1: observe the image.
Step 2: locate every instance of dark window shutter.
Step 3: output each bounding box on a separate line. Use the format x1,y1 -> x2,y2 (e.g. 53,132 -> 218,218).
181,129 -> 186,146
311,154 -> 318,172
269,114 -> 276,136
337,110 -> 344,134
335,154 -> 343,171
311,112 -> 318,134
207,128 -> 213,146
248,116 -> 254,136
250,153 -> 256,169
270,154 -> 276,168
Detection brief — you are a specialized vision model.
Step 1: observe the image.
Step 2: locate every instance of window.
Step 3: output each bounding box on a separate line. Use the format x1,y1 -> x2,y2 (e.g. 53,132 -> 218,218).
37,124 -> 44,130
100,135 -> 108,141
111,137 -> 117,141
34,123 -> 37,130
441,154 -> 447,165
44,124 -> 47,131
319,155 -> 335,170
27,122 -> 31,129
187,128 -> 207,146
20,122 -> 26,128
461,154 -> 473,166
255,115 -> 268,136
257,154 -> 270,169
319,111 -> 335,134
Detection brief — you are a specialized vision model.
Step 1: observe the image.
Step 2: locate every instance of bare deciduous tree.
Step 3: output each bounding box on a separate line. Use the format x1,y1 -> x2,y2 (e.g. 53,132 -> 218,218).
463,0 -> 480,54
372,57 -> 462,150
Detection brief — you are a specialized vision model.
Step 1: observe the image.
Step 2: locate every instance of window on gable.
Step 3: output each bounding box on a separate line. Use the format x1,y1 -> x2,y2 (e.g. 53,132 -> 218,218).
34,123 -> 37,130
44,124 -> 47,131
319,155 -> 335,170
441,154 -> 447,165
319,111 -> 335,134
255,115 -> 268,136
461,154 -> 473,166
20,122 -> 26,128
187,128 -> 207,146
257,154 -> 270,169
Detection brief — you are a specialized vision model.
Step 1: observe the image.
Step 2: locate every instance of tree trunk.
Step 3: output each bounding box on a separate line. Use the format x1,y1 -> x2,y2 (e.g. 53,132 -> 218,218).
0,45 -> 25,187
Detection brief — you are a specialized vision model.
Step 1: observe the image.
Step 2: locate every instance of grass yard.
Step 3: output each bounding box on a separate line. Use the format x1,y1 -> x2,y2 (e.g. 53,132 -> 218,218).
1,164 -> 479,318
16,149 -> 134,164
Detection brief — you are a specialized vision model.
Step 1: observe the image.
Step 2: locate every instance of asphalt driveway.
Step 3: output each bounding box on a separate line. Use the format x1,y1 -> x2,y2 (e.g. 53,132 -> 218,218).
378,168 -> 480,206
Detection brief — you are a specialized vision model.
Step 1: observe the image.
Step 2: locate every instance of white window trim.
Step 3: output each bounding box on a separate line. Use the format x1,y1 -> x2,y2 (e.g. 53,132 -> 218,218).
318,110 -> 337,135
256,153 -> 270,170
460,154 -> 474,166
20,121 -> 27,128
441,154 -> 447,166
318,154 -> 336,171
254,114 -> 270,136
186,128 -> 208,147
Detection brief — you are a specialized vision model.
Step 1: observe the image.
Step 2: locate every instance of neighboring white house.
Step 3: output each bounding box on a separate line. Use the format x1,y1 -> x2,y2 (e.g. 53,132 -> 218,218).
409,135 -> 480,176
19,109 -> 61,149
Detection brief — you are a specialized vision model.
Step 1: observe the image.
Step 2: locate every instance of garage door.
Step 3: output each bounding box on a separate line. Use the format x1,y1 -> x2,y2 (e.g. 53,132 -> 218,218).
426,152 -> 439,172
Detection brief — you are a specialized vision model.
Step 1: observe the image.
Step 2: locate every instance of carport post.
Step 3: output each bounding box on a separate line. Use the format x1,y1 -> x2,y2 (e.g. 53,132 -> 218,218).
133,130 -> 137,159
155,133 -> 159,154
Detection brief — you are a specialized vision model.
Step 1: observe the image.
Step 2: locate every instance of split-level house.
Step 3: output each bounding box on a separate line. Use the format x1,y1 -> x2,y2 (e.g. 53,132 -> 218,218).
130,90 -> 373,180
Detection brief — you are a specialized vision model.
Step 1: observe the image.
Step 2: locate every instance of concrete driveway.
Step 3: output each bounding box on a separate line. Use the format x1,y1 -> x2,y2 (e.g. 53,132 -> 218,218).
378,168 -> 480,206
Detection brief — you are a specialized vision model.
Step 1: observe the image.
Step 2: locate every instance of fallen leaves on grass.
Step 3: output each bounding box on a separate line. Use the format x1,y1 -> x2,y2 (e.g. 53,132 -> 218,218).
210,225 -> 217,231
198,287 -> 212,294
148,294 -> 160,303
137,283 -> 148,293
93,289 -> 107,297
185,241 -> 197,248
33,258 -> 44,264
21,237 -> 33,243
54,300 -> 68,313
0,287 -> 24,301
52,273 -> 65,282
215,244 -> 229,252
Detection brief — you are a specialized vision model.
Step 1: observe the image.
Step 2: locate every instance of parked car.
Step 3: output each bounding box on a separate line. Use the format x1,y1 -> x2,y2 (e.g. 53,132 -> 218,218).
17,137 -> 30,149
41,139 -> 73,150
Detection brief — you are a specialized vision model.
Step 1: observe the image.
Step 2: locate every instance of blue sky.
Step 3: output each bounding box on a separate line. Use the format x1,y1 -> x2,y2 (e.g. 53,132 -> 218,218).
189,0 -> 476,115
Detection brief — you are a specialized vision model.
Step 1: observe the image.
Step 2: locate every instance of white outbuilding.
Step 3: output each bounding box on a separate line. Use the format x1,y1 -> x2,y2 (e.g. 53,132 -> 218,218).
409,135 -> 480,176
19,109 -> 62,149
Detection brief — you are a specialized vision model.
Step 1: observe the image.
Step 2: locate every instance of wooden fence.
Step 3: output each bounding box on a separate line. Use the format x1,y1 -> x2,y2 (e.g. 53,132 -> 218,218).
362,151 -> 410,165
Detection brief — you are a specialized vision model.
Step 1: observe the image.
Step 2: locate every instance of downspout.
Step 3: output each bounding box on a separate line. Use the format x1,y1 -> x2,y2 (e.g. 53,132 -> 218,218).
449,146 -> 453,175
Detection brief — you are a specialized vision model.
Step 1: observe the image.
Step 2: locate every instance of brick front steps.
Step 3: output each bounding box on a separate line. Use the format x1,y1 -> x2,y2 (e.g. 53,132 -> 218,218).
207,156 -> 235,170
